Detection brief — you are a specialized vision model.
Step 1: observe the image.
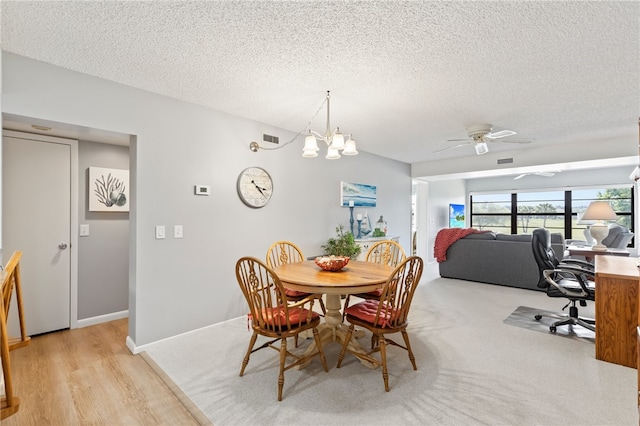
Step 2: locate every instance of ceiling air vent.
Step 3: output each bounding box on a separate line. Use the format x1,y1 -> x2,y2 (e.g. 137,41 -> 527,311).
497,158 -> 514,165
262,133 -> 279,145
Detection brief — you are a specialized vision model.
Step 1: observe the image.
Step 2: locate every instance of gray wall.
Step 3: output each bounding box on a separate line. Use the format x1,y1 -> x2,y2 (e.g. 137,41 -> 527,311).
78,141 -> 129,320
1,52 -> 412,349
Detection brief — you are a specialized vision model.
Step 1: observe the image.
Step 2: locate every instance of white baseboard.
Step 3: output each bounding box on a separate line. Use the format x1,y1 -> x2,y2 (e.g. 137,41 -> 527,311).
126,315 -> 244,355
77,310 -> 128,328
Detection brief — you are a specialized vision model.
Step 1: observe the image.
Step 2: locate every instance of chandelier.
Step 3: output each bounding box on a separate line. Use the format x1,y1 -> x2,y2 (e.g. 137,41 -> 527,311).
249,91 -> 358,159
302,91 -> 358,159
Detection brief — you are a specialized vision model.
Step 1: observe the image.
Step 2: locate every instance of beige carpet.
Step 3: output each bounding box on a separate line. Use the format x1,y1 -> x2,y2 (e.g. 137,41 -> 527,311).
145,263 -> 636,425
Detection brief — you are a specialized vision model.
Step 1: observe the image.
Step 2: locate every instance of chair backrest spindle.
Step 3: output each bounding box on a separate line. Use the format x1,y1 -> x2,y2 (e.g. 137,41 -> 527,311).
266,241 -> 304,269
374,256 -> 423,328
365,240 -> 406,268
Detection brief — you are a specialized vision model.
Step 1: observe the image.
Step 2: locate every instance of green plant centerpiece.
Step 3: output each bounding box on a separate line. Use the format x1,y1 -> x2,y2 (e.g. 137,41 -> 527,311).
316,224 -> 362,271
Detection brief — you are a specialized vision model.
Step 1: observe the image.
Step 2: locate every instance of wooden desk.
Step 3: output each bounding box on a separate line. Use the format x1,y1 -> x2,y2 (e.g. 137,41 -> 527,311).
595,256 -> 640,368
275,260 -> 392,367
567,245 -> 629,263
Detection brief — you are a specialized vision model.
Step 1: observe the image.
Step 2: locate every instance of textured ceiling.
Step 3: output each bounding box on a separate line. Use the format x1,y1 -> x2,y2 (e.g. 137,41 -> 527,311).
1,1 -> 639,165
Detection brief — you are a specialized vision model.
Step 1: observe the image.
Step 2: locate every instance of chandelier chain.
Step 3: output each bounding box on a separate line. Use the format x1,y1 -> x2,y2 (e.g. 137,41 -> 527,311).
254,95 -> 328,151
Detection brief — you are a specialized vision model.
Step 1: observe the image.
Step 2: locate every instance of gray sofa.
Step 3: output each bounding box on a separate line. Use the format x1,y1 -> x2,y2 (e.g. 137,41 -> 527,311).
438,232 -> 565,291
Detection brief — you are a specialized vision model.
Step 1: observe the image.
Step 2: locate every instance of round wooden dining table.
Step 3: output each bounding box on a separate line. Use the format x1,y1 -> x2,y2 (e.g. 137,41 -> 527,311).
274,260 -> 393,368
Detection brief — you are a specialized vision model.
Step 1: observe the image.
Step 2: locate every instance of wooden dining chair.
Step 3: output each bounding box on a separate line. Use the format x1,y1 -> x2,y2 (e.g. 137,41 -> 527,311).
235,257 -> 328,401
342,240 -> 406,320
266,240 -> 326,316
336,255 -> 424,392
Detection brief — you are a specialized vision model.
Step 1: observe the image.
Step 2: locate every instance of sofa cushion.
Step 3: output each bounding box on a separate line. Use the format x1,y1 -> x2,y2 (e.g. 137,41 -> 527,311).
496,233 -> 531,242
464,232 -> 497,240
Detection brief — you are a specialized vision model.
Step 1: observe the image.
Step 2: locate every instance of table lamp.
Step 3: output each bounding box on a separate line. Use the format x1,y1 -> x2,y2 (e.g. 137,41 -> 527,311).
580,201 -> 618,251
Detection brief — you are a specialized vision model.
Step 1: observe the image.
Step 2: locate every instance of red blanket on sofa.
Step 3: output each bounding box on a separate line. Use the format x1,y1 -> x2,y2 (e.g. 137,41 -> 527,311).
434,228 -> 489,263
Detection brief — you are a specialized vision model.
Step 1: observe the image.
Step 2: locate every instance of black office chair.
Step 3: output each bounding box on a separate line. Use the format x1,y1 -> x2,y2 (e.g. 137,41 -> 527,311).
531,228 -> 596,333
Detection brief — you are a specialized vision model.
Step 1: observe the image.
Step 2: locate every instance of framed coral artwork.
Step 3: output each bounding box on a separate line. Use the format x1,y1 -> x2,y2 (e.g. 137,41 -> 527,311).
89,167 -> 129,212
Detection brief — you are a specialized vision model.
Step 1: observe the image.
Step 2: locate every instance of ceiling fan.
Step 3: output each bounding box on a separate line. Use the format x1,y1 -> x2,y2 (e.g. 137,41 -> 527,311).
513,171 -> 560,180
435,123 -> 532,155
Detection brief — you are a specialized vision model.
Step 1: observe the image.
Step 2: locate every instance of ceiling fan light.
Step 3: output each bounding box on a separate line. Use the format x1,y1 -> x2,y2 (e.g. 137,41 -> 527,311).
342,137 -> 358,155
475,142 -> 489,155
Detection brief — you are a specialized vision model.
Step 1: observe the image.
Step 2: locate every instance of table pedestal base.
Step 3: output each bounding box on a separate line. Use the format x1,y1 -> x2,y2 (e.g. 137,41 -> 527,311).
296,294 -> 376,369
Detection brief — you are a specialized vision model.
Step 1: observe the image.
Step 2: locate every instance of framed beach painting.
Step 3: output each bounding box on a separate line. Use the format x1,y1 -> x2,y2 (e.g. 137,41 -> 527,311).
89,167 -> 129,212
340,181 -> 377,207
449,203 -> 465,228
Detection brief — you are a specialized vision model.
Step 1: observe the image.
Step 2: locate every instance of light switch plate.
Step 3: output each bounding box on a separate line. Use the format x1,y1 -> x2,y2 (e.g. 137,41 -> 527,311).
174,225 -> 183,239
80,224 -> 90,237
194,185 -> 210,196
155,225 -> 165,239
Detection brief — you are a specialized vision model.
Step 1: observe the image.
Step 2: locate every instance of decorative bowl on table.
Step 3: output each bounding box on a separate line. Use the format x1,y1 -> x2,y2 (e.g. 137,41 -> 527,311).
314,255 -> 350,272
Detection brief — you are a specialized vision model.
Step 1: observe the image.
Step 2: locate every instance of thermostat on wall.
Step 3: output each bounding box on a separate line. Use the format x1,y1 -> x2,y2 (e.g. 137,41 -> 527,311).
194,185 -> 210,196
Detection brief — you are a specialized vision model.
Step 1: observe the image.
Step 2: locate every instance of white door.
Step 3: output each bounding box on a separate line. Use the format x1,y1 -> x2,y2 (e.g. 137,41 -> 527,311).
3,134 -> 72,336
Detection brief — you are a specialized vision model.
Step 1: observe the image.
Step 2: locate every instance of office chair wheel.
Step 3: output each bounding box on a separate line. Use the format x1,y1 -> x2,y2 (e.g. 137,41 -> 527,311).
549,325 -> 557,333
534,314 -> 542,321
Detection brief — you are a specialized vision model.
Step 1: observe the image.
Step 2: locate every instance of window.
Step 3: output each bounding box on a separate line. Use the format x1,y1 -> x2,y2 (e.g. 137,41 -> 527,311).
572,187 -> 633,240
470,186 -> 634,245
517,191 -> 564,234
470,193 -> 511,234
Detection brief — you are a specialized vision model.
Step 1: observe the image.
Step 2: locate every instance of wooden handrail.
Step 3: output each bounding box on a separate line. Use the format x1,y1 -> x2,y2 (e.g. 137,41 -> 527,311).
1,250 -> 30,419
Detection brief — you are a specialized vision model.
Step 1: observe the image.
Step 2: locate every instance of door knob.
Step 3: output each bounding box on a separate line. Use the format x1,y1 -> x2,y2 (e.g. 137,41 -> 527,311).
58,243 -> 68,250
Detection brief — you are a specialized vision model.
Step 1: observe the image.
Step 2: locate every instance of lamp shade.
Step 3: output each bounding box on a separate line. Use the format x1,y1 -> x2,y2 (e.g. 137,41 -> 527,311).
325,146 -> 340,160
576,211 -> 597,225
331,130 -> 345,150
580,201 -> 617,221
342,137 -> 358,155
580,201 -> 617,251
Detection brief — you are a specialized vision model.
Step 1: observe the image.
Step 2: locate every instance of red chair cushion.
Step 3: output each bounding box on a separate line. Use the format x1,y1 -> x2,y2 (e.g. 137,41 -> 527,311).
249,306 -> 319,328
285,288 -> 312,298
345,299 -> 398,328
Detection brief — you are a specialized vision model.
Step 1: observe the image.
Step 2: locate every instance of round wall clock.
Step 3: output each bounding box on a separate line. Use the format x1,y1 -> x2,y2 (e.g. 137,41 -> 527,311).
237,166 -> 273,208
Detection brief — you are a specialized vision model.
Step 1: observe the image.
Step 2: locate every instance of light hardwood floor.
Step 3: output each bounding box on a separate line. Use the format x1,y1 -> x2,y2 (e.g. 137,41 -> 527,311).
2,318 -> 209,425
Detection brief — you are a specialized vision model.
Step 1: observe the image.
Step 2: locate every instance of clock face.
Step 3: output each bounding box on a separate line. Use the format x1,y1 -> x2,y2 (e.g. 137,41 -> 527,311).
237,167 -> 273,208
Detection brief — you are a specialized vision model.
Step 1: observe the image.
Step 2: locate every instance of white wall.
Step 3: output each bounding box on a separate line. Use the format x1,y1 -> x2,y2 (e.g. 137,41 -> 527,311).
1,52 -> 412,349
422,179 -> 466,263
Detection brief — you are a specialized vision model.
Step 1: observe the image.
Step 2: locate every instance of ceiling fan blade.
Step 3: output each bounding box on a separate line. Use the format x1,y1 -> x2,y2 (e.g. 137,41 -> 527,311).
496,138 -> 532,144
486,130 -> 517,139
513,170 -> 560,180
433,142 -> 471,153
446,138 -> 473,142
